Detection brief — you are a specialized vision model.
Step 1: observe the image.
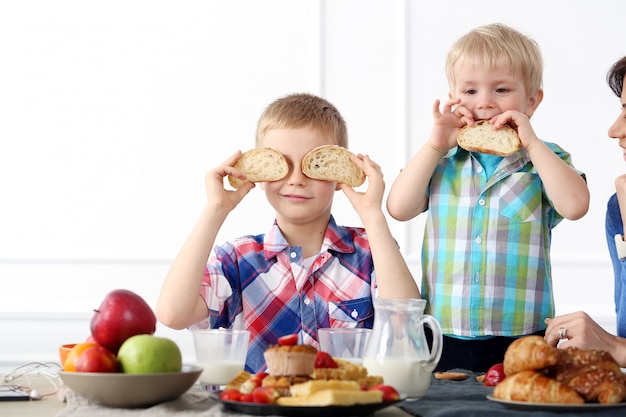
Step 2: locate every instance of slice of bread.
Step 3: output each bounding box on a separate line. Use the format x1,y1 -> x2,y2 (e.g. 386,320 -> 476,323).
228,148 -> 289,189
289,380 -> 362,398
457,120 -> 521,156
276,389 -> 382,406
301,145 -> 366,187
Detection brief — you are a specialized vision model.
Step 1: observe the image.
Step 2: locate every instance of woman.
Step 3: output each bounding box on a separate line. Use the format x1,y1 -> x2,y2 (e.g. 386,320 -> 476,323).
545,56 -> 626,367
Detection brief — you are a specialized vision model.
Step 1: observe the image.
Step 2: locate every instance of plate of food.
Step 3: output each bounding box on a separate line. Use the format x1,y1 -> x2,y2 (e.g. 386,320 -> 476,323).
59,364 -> 202,408
212,391 -> 402,417
487,395 -> 626,411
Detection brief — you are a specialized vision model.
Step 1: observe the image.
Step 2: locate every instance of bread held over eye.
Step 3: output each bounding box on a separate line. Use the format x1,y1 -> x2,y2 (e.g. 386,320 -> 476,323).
228,148 -> 289,189
457,120 -> 521,156
301,145 -> 366,187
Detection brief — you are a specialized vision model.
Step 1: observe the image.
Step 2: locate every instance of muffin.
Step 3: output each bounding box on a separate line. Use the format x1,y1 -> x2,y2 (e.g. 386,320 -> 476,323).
263,344 -> 318,376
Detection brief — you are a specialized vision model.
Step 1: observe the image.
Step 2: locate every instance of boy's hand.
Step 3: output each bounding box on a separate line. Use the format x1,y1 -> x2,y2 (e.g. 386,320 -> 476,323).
490,110 -> 539,150
429,98 -> 473,153
340,154 -> 384,218
205,151 -> 255,212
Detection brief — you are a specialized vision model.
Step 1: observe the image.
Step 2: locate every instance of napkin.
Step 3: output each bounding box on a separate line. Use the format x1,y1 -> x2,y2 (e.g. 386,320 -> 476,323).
55,390 -> 255,417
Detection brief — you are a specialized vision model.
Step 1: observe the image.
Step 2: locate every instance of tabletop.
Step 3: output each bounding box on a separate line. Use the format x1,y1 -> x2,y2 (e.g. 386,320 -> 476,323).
3,372 -> 626,417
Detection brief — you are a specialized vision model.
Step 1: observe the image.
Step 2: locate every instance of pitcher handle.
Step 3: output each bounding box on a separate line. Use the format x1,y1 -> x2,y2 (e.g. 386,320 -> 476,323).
417,314 -> 443,371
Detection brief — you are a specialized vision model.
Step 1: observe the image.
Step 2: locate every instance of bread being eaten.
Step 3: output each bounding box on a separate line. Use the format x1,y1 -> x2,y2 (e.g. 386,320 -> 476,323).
228,148 -> 289,189
301,145 -> 366,187
457,120 -> 521,156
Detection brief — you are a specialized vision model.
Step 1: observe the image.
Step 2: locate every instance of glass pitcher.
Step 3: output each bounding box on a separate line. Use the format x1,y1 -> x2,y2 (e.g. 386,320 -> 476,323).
362,298 -> 442,399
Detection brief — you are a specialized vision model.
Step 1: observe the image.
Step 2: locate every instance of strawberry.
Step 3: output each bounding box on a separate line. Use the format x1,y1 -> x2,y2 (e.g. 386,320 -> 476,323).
369,384 -> 400,402
218,389 -> 242,402
240,392 -> 254,403
252,372 -> 269,383
484,363 -> 505,386
314,351 -> 339,368
277,334 -> 298,345
251,387 -> 280,404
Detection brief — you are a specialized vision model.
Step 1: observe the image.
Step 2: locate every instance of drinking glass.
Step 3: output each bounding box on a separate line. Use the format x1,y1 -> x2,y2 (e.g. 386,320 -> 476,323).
318,328 -> 371,364
191,329 -> 249,391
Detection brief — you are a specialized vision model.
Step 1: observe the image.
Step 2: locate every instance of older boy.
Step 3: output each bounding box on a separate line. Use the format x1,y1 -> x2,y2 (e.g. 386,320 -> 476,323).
157,93 -> 420,372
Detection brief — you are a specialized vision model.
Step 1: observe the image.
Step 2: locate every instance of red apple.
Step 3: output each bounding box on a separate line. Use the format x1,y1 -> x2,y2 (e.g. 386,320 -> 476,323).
90,289 -> 156,352
75,345 -> 119,373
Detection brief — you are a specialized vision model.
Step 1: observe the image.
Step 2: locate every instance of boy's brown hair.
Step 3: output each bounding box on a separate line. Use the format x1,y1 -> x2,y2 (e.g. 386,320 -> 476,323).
445,23 -> 543,97
255,93 -> 348,148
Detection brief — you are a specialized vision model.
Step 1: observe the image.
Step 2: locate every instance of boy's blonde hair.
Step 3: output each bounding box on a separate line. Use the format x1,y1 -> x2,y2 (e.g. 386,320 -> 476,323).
255,93 -> 348,148
445,23 -> 543,97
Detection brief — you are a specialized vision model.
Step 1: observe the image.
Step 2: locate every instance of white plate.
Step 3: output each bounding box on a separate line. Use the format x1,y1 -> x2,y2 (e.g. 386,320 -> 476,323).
59,364 -> 202,408
487,395 -> 626,411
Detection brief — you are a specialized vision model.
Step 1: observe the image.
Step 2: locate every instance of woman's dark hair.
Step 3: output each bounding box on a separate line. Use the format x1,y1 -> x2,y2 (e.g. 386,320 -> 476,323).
607,56 -> 626,97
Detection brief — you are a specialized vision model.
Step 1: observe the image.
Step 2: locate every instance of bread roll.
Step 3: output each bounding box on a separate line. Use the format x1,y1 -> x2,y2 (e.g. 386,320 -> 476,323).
227,148 -> 289,189
457,120 -> 521,156
493,370 -> 584,404
503,335 -> 559,376
301,145 -> 365,187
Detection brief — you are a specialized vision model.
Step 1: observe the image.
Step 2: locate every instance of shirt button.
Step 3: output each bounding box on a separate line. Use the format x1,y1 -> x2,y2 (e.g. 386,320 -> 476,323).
290,252 -> 297,259
476,166 -> 483,173
304,297 -> 311,305
474,236 -> 482,244
351,309 -> 358,319
478,199 -> 485,206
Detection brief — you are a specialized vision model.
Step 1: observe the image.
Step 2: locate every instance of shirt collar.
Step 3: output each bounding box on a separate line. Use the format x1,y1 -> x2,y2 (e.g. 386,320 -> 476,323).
263,215 -> 356,259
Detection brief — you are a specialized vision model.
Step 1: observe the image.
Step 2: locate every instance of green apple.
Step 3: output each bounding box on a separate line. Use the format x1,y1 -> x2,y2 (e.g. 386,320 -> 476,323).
117,335 -> 182,374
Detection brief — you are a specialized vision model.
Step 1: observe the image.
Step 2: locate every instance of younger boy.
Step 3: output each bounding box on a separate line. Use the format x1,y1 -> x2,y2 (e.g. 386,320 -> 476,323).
386,23 -> 589,372
157,93 -> 420,372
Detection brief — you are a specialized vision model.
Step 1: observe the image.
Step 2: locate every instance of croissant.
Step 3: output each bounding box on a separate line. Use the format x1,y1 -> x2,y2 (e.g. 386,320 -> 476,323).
503,335 -> 559,376
552,347 -> 626,404
493,370 -> 584,404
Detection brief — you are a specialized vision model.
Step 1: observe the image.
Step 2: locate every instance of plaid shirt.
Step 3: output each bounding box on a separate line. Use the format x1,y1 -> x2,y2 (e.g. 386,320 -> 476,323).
192,216 -> 377,373
422,142 -> 584,337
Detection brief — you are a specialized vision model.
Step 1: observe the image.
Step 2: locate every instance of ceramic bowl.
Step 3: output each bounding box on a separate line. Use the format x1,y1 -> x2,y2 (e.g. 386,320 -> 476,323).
58,364 -> 202,408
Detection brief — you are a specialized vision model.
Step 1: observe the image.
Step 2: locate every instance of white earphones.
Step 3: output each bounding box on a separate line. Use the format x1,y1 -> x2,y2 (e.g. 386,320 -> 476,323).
29,389 -> 42,400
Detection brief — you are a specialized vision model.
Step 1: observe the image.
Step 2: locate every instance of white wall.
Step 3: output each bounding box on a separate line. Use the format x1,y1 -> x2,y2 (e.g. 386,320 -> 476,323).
1,0 -> 624,372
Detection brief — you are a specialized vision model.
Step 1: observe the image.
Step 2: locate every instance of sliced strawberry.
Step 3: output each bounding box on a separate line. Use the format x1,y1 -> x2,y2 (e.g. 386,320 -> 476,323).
314,351 -> 339,368
369,384 -> 400,402
251,387 -> 280,404
277,334 -> 298,345
219,389 -> 242,402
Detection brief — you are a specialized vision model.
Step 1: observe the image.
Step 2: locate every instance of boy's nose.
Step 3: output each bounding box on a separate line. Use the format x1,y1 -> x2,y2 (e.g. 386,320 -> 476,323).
287,165 -> 308,185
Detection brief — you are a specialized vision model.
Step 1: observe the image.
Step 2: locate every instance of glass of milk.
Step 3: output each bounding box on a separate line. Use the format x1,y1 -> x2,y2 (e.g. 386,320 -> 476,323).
191,329 -> 250,391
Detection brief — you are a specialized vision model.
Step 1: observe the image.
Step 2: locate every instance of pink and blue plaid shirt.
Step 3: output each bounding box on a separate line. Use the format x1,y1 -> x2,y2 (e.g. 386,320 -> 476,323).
192,216 -> 377,373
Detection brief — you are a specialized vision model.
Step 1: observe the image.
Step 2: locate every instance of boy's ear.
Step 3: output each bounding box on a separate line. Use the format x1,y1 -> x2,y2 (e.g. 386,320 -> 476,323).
525,88 -> 544,118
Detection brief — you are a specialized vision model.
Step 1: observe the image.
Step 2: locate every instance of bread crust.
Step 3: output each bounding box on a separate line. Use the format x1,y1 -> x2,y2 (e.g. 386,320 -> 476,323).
457,120 -> 521,156
301,145 -> 365,187
228,148 -> 289,188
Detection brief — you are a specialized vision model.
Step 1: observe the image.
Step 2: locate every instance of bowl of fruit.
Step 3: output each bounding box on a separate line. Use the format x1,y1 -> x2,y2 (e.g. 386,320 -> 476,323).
58,289 -> 202,408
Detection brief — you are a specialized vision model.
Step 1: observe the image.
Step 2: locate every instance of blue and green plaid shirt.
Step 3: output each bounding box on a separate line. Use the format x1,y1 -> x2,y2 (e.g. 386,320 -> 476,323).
422,142 -> 585,337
